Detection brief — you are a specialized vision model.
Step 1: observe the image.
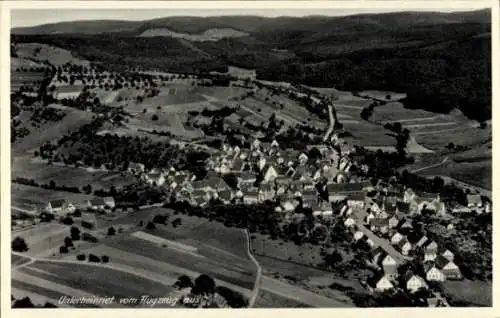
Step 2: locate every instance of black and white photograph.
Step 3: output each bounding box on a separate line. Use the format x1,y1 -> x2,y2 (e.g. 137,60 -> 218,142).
3,0 -> 496,311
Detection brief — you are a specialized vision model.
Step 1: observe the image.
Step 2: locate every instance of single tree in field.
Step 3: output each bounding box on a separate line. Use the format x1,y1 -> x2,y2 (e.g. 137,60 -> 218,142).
70,226 -> 80,240
107,227 -> 116,236
59,245 -> 69,254
64,236 -> 73,247
174,275 -> 193,289
11,237 -> 28,252
192,274 -> 216,295
146,221 -> 156,230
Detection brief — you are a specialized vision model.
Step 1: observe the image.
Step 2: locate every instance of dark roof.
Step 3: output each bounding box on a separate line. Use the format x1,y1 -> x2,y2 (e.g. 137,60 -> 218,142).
437,245 -> 453,255
347,193 -> 365,201
218,189 -> 232,201
90,198 -> 105,206
327,182 -> 365,193
49,199 -> 66,208
396,202 -> 410,214
434,255 -> 451,269
232,158 -> 244,171
367,272 -> 387,288
397,238 -> 410,249
370,217 -> 389,227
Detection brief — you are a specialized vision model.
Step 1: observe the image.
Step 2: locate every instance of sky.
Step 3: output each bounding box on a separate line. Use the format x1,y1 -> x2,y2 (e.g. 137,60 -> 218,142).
10,6 -> 489,28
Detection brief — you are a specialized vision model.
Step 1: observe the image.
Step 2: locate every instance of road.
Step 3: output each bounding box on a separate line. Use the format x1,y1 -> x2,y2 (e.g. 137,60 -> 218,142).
245,229 -> 262,307
410,156 -> 449,173
260,276 -> 352,307
353,209 -> 411,264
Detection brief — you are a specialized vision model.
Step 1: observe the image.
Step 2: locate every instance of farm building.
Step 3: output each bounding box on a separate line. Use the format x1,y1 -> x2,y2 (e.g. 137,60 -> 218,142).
466,194 -> 482,208
325,182 -> 366,203
434,255 -> 462,280
45,199 -> 75,215
53,85 -> 85,100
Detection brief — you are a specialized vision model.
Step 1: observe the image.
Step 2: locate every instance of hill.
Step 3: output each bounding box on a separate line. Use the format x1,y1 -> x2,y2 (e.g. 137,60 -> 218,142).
11,9 -> 491,121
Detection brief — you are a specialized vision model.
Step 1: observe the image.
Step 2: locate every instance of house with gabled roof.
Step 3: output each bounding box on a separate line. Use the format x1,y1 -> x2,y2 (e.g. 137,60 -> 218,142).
301,188 -> 319,207
370,217 -> 389,234
423,240 -> 439,261
388,211 -> 406,229
397,238 -> 413,256
242,189 -> 259,205
258,183 -> 275,202
395,201 -> 410,215
391,232 -> 406,246
87,197 -> 108,211
347,193 -> 365,209
262,164 -> 279,183
466,194 -> 482,208
435,255 -> 462,280
281,199 -> 300,212
238,172 -> 256,189
231,158 -> 245,172
438,246 -> 455,261
406,274 -> 429,293
326,182 -> 365,203
45,199 -> 75,215
145,172 -> 166,186
425,262 -> 446,282
344,217 -> 356,228
367,273 -> 394,292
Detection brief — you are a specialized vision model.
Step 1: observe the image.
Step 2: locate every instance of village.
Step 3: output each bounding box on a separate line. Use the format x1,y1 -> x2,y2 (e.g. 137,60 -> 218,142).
10,38 -> 492,307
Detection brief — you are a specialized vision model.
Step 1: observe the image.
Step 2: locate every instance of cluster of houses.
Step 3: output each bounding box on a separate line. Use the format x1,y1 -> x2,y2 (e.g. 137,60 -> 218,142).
335,188 -> 463,302
44,196 -> 116,216
135,137 -> 375,215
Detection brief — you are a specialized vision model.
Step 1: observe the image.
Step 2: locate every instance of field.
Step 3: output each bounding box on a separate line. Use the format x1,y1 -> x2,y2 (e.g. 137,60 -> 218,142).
13,261 -> 174,307
12,105 -> 94,155
418,160 -> 492,190
358,90 -> 407,101
11,184 -> 93,209
254,290 -> 310,308
443,280 -> 492,306
12,155 -> 137,190
15,43 -> 90,66
139,27 -> 249,41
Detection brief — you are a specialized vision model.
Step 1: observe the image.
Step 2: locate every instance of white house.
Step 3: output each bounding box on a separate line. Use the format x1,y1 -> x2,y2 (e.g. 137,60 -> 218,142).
353,231 -> 365,241
368,274 -> 394,292
391,232 -> 406,245
426,266 -> 446,282
406,275 -> 429,293
45,199 -> 75,215
344,217 -> 356,228
381,255 -> 398,277
262,164 -> 279,183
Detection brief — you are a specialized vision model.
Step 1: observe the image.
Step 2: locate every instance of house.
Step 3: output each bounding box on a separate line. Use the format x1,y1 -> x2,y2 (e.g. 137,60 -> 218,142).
391,232 -> 406,245
170,174 -> 188,190
243,189 -> 259,205
326,182 -> 365,203
292,166 -> 311,182
466,194 -> 482,208
395,201 -> 410,215
381,254 -> 398,277
281,199 -> 299,212
301,189 -> 319,207
258,183 -> 275,201
406,274 -> 429,293
423,240 -> 439,261
425,264 -> 446,282
45,199 -> 75,215
352,230 -> 365,241
127,162 -> 145,174
397,238 -> 412,256
88,198 -> 106,210
370,217 -> 389,234
388,211 -> 406,229
238,172 -> 256,189
217,189 -> 232,204
403,188 -> 417,203
367,273 -> 394,292
53,84 -> 85,100
298,152 -> 309,164
344,217 -> 356,228
438,246 -> 455,261
145,172 -> 166,186
415,235 -> 429,248
347,193 -> 365,209
435,255 -> 462,280
262,164 -> 279,183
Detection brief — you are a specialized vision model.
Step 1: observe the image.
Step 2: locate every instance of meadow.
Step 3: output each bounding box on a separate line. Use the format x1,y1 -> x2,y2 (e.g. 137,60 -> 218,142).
15,43 -> 90,66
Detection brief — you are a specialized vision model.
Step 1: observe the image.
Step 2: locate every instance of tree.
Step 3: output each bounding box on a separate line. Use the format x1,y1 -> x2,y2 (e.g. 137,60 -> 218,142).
192,274 -> 216,295
107,227 -> 116,236
59,245 -> 69,254
64,236 -> 73,247
76,254 -> 86,261
171,218 -> 182,228
174,275 -> 193,289
102,255 -> 110,263
49,180 -> 56,189
152,114 -> 159,121
70,226 -> 80,240
215,286 -> 248,308
88,254 -> 100,262
62,216 -> 74,225
12,297 -> 35,308
138,220 -> 144,227
446,142 -> 455,150
146,221 -> 156,230
11,236 -> 28,252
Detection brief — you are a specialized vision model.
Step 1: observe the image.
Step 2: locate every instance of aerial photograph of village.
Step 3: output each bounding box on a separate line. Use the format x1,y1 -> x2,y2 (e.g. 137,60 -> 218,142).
9,4 -> 492,309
